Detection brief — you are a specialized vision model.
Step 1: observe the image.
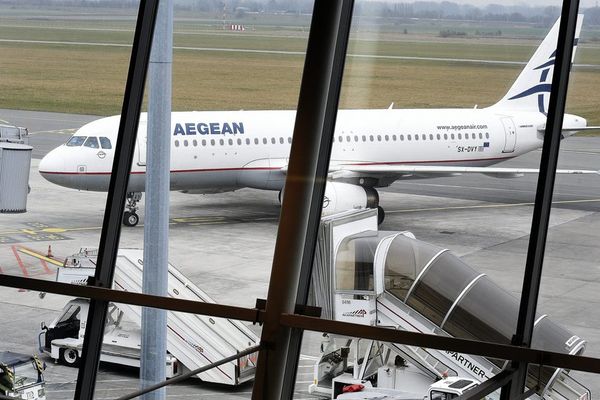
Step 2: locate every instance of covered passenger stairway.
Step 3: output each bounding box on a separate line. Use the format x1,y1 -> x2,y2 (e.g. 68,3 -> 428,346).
310,210 -> 591,399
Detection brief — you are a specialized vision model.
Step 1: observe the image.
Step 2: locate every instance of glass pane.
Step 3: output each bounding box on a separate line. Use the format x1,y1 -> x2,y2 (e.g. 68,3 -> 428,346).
532,4 -> 600,393
537,6 -> 600,397
336,231 -> 392,291
321,0 -> 599,396
406,252 -> 480,326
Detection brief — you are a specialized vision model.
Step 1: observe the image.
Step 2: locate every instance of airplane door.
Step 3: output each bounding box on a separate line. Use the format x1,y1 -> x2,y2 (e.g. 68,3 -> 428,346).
501,117 -> 516,153
137,133 -> 146,166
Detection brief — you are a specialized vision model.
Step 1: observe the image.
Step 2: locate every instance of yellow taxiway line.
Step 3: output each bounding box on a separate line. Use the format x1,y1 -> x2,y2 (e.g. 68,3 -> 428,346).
17,246 -> 63,267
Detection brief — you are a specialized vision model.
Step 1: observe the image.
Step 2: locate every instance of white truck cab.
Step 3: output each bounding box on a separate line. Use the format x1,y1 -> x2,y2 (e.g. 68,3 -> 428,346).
427,378 -> 479,400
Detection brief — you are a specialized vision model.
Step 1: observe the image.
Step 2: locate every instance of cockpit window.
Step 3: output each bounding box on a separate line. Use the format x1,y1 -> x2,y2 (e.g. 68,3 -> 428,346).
99,137 -> 112,149
84,137 -> 100,149
66,136 -> 86,147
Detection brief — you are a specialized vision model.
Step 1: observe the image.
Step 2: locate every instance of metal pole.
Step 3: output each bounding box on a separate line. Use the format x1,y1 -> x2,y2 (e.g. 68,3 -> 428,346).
74,1 -> 159,398
503,1 -> 580,397
251,0 -> 353,398
281,1 -> 355,397
141,0 -> 172,399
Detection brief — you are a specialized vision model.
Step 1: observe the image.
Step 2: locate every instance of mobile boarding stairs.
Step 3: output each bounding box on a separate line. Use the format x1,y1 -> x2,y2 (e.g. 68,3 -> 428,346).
308,209 -> 591,400
39,248 -> 258,386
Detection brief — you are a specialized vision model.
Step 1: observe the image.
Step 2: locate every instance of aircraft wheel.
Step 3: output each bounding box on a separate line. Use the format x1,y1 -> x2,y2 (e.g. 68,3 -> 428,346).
123,211 -> 139,227
60,348 -> 80,367
377,206 -> 385,225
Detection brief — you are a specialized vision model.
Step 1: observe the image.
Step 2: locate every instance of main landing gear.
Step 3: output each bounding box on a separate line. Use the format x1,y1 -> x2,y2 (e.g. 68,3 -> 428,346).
123,192 -> 142,227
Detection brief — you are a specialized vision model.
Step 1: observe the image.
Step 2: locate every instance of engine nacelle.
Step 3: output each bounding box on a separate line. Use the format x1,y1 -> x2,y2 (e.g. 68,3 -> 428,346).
322,182 -> 379,217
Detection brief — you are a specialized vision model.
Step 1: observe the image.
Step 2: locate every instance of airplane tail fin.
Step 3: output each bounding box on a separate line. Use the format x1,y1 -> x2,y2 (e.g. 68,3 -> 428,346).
489,15 -> 583,114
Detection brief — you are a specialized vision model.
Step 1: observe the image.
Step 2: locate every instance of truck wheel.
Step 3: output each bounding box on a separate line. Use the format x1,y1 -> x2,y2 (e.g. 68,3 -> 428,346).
60,348 -> 80,367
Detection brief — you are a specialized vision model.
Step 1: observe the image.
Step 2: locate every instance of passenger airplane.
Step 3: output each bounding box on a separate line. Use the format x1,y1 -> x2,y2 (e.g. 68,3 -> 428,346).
39,16 -> 598,226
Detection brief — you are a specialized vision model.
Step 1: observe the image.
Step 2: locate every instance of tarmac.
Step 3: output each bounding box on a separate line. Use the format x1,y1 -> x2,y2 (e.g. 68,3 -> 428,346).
0,109 -> 599,398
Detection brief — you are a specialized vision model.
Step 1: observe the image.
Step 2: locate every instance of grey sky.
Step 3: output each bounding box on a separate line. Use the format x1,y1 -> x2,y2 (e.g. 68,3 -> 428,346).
462,0 -> 597,7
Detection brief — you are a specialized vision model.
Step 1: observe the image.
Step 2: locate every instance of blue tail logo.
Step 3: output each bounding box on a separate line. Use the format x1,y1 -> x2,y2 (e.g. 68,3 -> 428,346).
507,39 -> 578,115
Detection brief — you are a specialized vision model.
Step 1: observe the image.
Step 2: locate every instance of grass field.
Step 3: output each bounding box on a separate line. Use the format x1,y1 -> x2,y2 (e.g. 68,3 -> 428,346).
1,6 -> 600,127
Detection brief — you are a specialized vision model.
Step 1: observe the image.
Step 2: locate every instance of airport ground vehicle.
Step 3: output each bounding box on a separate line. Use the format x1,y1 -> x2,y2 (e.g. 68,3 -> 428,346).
0,352 -> 46,400
308,210 -> 591,399
38,248 -> 258,386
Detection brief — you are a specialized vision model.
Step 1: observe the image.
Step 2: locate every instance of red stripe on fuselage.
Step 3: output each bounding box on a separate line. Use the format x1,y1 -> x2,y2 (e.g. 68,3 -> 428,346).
38,156 -> 514,176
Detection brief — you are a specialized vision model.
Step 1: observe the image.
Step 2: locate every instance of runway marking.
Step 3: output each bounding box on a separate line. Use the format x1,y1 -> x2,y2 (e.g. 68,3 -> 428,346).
2,38 -> 598,68
29,128 -> 76,136
393,181 -> 598,198
17,246 -> 63,267
561,149 -> 600,155
40,260 -> 52,274
387,198 -> 600,214
11,245 -> 29,277
171,216 -> 226,223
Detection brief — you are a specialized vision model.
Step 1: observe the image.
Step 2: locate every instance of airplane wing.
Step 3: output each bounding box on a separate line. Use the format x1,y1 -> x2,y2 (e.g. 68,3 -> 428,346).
329,164 -> 600,178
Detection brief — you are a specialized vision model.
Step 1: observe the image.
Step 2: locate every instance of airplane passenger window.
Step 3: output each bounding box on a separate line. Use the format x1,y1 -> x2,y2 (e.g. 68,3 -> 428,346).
369,135 -> 374,142
263,138 -> 267,144
175,140 -> 180,147
415,135 -> 419,141
385,135 -> 389,141
392,135 -> 396,141
237,138 -> 242,145
271,138 -> 276,144
288,137 -> 292,144
228,139 -> 233,145
219,139 -> 224,145
486,132 -> 490,139
346,136 -> 351,142
354,136 -> 358,142
472,133 -> 476,139
255,138 -> 259,145
479,133 -> 483,139
246,139 -> 251,145
437,134 -> 441,140
377,135 -> 382,141
193,140 -> 198,147
99,137 -> 112,149
184,140 -> 189,147
66,136 -> 86,147
451,134 -> 455,140
408,135 -> 412,141
422,134 -> 426,140
210,139 -> 215,146
429,134 -> 434,140
444,134 -> 448,140
362,135 -> 366,142
84,136 -> 100,148
400,135 -> 404,141
458,134 -> 462,140
280,137 -> 284,144
339,136 -> 343,142
202,140 -> 206,146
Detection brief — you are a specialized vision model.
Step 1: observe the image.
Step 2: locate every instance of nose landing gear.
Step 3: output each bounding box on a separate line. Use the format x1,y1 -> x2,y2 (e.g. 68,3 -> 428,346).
123,192 -> 142,227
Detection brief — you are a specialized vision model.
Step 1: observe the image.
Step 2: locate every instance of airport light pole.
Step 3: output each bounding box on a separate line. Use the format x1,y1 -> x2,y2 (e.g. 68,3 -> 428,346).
141,0 -> 172,399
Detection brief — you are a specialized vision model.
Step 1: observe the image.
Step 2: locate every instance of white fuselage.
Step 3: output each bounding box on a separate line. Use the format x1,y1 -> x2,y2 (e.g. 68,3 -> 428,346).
40,108 -> 578,193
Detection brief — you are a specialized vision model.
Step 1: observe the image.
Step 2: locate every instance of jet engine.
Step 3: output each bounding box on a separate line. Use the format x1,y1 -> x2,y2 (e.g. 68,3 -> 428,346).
323,182 -> 382,222
278,182 -> 383,223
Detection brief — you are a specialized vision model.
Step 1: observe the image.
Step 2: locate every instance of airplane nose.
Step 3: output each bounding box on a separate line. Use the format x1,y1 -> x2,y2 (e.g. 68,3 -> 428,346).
39,148 -> 67,184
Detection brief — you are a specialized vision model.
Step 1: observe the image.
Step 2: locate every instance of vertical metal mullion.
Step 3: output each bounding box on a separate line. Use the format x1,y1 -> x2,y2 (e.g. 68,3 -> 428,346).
74,1 -> 159,398
251,0 -> 354,398
502,0 -> 580,397
281,1 -> 355,397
